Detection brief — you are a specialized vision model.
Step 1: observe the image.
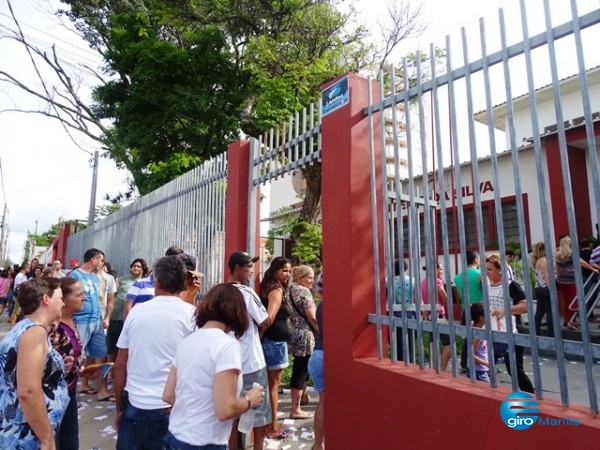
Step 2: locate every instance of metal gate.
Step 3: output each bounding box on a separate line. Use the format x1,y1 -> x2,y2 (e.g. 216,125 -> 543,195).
367,1 -> 600,413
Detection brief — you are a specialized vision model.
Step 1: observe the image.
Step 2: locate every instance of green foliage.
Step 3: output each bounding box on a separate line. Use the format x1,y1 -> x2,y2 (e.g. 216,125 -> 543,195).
94,203 -> 123,222
91,12 -> 247,194
267,207 -> 322,266
61,0 -> 374,195
27,219 -> 87,247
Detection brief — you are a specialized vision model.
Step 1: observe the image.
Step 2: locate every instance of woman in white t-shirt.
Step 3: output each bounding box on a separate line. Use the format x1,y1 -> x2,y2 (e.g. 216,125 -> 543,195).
485,253 -> 534,393
162,284 -> 265,450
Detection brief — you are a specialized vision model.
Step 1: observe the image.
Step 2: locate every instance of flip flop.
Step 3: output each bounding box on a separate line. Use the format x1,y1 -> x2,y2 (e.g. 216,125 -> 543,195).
79,388 -> 98,395
97,395 -> 116,402
289,412 -> 313,420
267,427 -> 294,440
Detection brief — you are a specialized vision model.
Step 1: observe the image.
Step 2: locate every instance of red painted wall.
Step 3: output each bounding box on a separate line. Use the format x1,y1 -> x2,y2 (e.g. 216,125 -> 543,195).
51,223 -> 71,263
224,140 -> 261,289
545,122 -> 600,242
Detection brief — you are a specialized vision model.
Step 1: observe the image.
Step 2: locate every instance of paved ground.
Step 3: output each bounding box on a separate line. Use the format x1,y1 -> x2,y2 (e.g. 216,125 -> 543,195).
75,386 -> 317,450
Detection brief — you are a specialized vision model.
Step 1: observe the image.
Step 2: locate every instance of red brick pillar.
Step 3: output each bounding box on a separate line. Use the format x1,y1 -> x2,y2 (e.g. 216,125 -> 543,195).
224,140 -> 261,288
320,73 -> 385,446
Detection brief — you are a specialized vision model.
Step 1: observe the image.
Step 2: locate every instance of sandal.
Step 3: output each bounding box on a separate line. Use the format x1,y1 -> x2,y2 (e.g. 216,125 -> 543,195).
567,323 -> 580,330
267,427 -> 294,440
78,387 -> 98,395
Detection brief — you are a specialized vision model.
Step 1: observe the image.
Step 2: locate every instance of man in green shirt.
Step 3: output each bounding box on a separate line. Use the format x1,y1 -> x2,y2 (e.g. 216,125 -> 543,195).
454,250 -> 483,306
454,250 -> 483,371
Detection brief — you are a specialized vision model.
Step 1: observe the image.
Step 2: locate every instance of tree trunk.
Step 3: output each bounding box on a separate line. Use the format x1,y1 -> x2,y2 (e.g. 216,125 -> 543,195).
299,162 -> 322,225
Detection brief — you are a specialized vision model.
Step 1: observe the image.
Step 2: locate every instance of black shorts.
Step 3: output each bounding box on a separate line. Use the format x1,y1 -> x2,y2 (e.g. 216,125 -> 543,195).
429,332 -> 450,346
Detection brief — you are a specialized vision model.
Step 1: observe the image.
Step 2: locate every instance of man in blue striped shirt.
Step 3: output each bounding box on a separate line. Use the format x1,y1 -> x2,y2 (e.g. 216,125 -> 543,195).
123,246 -> 183,319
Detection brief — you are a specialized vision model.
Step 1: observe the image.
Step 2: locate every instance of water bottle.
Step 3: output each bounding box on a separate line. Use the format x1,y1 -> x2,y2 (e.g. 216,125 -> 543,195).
238,383 -> 261,433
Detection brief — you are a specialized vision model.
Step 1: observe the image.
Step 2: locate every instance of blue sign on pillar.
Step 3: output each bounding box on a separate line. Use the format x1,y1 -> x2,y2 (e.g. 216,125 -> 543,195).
321,75 -> 350,117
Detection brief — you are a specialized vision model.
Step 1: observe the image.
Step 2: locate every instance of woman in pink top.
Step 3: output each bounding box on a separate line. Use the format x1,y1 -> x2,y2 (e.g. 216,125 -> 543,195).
421,262 -> 452,371
421,262 -> 447,319
0,269 -> 10,316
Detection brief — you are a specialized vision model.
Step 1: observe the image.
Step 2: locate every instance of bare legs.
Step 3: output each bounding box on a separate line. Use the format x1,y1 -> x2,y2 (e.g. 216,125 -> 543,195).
266,369 -> 284,437
290,386 -> 312,419
312,391 -> 324,450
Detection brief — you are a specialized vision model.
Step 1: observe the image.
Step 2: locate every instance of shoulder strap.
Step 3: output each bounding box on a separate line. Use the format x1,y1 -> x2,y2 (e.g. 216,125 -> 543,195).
288,288 -> 319,336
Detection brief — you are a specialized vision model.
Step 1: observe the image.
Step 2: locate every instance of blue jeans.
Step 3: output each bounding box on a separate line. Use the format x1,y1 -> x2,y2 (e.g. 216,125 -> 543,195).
117,403 -> 170,450
57,390 -> 78,450
162,431 -> 226,450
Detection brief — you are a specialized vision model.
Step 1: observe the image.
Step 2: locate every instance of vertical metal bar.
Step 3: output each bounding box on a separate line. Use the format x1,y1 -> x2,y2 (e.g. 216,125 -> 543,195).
445,33 -> 471,379
367,76 -> 384,360
401,60 -> 419,366
478,16 -> 503,389
430,42 -> 458,376
390,64 -> 408,364
416,51 -> 434,370
380,70 -> 397,364
247,139 -> 258,258
460,25 -> 484,386
294,111 -> 300,164
302,106 -> 307,160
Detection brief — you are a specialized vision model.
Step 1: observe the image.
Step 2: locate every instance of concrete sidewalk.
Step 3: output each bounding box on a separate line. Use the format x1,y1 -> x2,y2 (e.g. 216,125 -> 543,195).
76,386 -> 318,450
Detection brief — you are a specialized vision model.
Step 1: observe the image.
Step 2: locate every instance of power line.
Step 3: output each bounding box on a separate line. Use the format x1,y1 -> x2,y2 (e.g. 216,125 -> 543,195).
0,11 -> 102,63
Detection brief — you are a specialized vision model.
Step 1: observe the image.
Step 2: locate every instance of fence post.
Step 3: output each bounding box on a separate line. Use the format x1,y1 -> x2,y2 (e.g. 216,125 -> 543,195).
224,139 -> 261,288
320,73 -> 385,446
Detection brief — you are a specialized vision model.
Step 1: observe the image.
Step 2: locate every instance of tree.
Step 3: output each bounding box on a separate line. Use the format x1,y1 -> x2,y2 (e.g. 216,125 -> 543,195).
94,203 -> 122,222
1,0 -> 426,244
27,218 -> 87,247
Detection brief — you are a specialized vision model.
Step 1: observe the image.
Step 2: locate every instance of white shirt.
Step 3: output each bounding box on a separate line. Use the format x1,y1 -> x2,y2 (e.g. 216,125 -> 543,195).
168,328 -> 242,446
97,271 -> 117,317
14,273 -> 27,291
117,295 -> 195,409
233,284 -> 268,374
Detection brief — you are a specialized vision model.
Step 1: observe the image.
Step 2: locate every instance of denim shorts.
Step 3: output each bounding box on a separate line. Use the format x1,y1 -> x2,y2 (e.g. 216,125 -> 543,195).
465,368 -> 490,383
308,349 -> 324,392
262,338 -> 289,370
78,319 -> 108,358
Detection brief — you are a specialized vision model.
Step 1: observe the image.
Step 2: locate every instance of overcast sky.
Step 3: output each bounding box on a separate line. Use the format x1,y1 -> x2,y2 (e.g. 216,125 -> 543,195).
0,0 -> 596,264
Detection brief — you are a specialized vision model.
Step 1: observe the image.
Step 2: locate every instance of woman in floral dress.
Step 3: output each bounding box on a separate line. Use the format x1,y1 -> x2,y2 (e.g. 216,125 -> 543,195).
0,277 -> 69,450
286,265 -> 318,419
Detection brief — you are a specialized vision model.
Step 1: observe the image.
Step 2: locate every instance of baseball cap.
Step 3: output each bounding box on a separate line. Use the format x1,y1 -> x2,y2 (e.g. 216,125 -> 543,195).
69,259 -> 79,266
228,251 -> 259,270
177,253 -> 204,278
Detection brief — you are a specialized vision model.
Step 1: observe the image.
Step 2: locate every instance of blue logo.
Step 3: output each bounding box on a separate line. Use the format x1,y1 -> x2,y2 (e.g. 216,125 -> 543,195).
500,392 -> 539,430
321,75 -> 349,117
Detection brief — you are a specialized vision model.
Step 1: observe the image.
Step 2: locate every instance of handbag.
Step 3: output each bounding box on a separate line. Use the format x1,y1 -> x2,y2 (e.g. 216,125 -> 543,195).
490,316 -> 508,355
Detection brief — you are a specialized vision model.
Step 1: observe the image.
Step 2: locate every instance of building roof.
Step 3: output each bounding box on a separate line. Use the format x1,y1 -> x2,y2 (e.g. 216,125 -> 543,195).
473,66 -> 600,130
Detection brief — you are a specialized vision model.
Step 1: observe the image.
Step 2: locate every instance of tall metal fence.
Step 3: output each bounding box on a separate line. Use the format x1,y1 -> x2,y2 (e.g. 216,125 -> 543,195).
367,1 -> 600,413
248,103 -> 322,254
67,153 -> 227,292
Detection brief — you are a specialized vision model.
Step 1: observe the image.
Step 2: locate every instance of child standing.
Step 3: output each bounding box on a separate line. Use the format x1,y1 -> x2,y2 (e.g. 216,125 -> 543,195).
465,302 -> 490,383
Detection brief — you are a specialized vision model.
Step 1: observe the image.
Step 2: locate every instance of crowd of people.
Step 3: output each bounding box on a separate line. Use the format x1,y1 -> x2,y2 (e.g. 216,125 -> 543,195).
0,248 -> 325,450
392,235 -> 600,392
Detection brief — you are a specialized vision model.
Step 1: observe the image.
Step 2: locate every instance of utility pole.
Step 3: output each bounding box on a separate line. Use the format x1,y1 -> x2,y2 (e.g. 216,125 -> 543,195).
88,150 -> 99,225
0,203 -> 7,266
